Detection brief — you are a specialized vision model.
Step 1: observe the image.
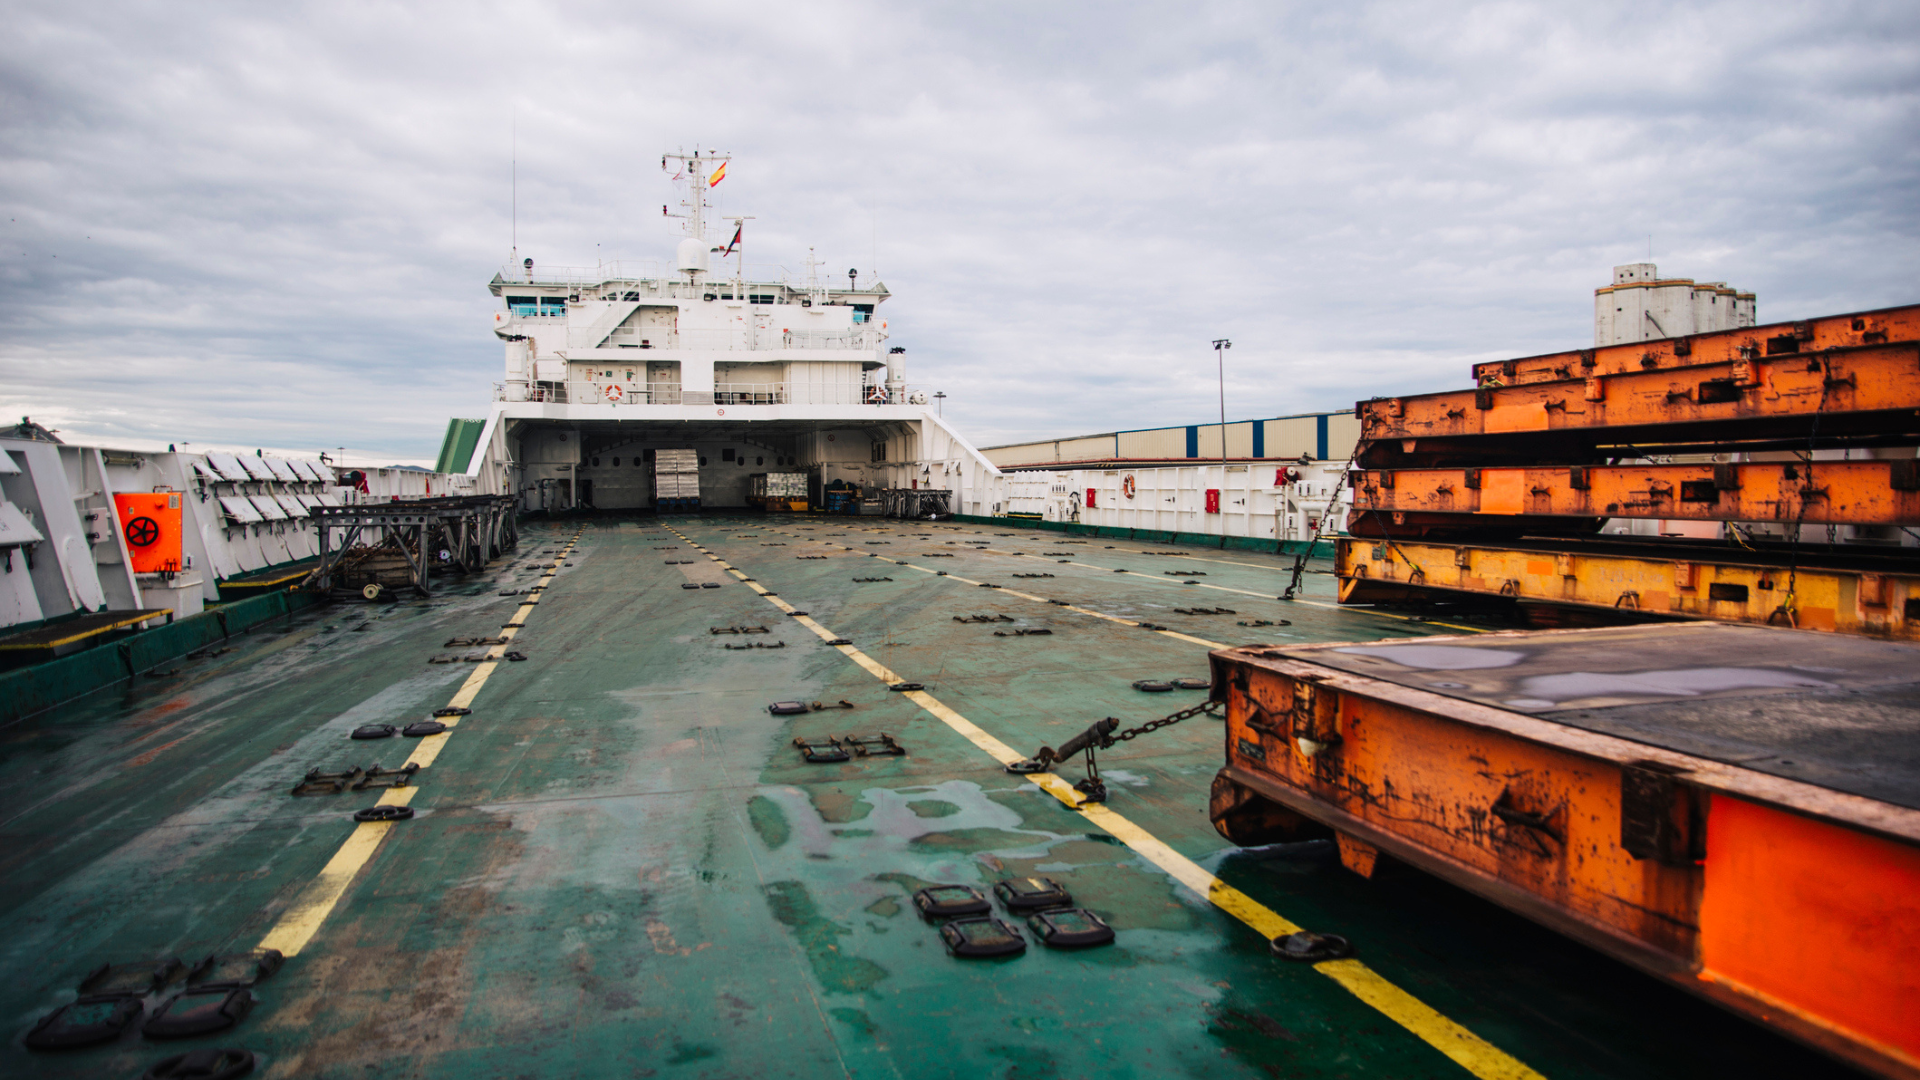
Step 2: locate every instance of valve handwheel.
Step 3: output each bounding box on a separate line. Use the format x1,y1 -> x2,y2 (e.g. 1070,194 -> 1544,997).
125,516 -> 161,547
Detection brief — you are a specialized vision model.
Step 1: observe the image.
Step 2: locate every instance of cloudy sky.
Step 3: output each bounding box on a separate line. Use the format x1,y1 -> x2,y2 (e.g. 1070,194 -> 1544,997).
3,1 -> 1916,462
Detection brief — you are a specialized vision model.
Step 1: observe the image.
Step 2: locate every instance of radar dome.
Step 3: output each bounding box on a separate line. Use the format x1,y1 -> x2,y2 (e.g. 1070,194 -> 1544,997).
676,237 -> 710,274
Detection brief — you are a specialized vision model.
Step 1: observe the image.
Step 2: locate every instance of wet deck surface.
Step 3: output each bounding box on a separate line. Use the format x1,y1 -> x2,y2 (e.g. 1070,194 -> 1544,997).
0,516 -> 1867,1079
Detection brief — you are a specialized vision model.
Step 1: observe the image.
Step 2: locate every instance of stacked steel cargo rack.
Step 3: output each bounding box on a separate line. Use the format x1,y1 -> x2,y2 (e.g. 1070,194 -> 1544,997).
1337,303 -> 1920,638
1206,301 -> 1920,1078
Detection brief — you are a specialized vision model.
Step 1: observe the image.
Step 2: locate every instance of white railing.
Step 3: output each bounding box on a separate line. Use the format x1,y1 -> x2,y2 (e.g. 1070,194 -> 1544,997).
596,326 -> 678,349
496,381 -> 901,407
564,325 -> 883,352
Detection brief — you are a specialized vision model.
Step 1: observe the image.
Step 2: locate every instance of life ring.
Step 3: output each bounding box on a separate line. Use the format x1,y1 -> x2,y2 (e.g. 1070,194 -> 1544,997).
603,383 -> 623,403
1122,475 -> 1136,500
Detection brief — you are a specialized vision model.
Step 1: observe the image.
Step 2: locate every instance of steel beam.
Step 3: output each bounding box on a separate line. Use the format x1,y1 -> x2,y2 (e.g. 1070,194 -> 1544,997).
1334,535 -> 1920,638
1467,303 -> 1920,387
1350,459 -> 1920,533
1357,342 -> 1920,468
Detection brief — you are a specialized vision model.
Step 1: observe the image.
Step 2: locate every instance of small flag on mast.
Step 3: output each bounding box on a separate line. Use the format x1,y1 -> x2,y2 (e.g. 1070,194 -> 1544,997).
721,224 -> 741,256
708,160 -> 727,187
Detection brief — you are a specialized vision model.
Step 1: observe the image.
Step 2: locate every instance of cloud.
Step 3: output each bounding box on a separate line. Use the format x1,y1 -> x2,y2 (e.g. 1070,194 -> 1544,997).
2,0 -> 1915,456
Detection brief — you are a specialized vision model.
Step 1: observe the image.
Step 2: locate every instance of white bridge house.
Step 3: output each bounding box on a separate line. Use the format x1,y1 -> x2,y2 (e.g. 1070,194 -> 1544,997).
458,149 -> 1005,516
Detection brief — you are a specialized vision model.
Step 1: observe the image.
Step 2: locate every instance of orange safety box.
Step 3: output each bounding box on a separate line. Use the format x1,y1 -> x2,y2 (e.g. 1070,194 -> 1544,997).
114,492 -> 184,574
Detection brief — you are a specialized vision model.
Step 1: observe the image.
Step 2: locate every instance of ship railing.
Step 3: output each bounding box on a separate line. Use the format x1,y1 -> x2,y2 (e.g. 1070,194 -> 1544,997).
590,326 -> 680,350
500,260 -> 668,286
496,381 -> 885,407
563,326 -> 883,352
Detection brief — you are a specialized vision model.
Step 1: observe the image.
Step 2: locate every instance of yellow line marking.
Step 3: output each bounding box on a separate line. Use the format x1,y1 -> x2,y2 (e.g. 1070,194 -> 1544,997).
670,524 -> 1544,1080
255,530 -> 583,957
257,785 -> 419,957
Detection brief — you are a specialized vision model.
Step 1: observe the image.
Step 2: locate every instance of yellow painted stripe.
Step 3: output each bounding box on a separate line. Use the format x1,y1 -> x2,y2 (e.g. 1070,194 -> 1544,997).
255,530 -> 583,956
673,524 -> 1543,1080
257,785 -> 419,956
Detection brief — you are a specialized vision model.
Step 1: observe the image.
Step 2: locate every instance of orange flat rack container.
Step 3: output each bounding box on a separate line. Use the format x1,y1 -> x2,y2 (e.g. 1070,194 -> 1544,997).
1348,459 -> 1920,537
1207,623 -> 1920,1080
1357,342 -> 1920,469
1467,303 -> 1920,387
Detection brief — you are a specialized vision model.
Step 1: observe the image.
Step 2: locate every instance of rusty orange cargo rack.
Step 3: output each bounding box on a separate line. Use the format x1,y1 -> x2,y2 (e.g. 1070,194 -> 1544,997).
1335,533 -> 1920,638
1348,458 -> 1920,537
1357,341 -> 1920,469
1207,623 -> 1920,1079
1466,302 -> 1920,387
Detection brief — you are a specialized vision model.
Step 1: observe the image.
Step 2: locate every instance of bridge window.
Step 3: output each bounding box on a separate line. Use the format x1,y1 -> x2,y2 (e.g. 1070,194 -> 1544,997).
750,294 -> 775,305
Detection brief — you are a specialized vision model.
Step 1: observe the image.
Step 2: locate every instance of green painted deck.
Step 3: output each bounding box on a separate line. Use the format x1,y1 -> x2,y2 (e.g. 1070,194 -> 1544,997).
0,516 -> 1866,1079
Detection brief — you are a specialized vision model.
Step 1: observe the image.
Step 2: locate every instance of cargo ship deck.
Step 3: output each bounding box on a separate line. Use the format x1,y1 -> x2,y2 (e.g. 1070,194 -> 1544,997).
0,516 -> 1869,1079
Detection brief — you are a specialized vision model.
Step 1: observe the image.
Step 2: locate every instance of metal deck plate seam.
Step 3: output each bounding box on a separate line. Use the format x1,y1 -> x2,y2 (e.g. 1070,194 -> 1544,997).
667,524 -> 1546,1080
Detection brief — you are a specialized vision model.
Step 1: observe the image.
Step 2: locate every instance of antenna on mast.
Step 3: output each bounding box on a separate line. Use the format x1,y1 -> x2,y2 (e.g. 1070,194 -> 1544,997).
510,111 -> 517,268
662,147 -> 731,286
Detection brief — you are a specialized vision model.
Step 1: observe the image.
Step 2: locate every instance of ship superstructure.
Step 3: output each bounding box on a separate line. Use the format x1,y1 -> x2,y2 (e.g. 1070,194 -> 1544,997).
467,151 -> 1003,516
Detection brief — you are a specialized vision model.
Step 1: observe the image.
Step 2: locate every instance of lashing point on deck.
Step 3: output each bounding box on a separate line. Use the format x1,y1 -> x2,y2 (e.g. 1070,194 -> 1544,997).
792,737 -> 850,763
913,885 -> 990,920
23,995 -> 145,1050
143,987 -> 252,1039
993,876 -> 1072,911
1027,909 -> 1116,949
844,733 -> 905,756
1271,931 -> 1354,963
350,724 -> 396,740
353,805 -> 415,823
401,721 -> 447,737
940,917 -> 1028,958
140,1047 -> 258,1080
185,950 -> 282,990
80,958 -> 183,997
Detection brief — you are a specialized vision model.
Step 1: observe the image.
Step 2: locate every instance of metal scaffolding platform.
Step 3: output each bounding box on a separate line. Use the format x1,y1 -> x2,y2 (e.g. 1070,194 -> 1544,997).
307,495 -> 518,597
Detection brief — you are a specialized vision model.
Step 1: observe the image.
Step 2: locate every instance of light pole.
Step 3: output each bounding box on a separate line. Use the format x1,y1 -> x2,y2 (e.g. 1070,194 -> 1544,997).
1213,339 -> 1231,532
933,391 -> 946,417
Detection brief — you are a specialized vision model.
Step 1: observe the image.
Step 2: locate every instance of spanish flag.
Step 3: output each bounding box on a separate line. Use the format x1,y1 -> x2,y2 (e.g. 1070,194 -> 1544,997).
708,161 -> 727,187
